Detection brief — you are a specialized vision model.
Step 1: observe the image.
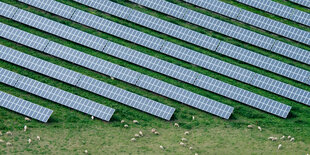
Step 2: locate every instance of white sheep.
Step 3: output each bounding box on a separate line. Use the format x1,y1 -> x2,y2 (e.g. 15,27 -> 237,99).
195,153 -> 198,155
184,131 -> 190,135
290,138 -> 295,142
124,124 -> 129,128
110,76 -> 114,80
6,142 -> 12,146
151,128 -> 156,133
121,120 -> 125,123
134,134 -> 140,138
247,125 -> 253,129
192,116 -> 195,120
280,136 -> 285,140
288,136 -> 291,139
84,150 -> 88,154
174,123 -> 179,127
154,131 -> 160,135
133,120 -> 139,124
189,146 -> 193,150
6,131 -> 12,136
28,139 -> 32,144
0,139 -> 4,143
268,137 -> 274,140
179,142 -> 186,146
24,125 -> 27,132
160,145 -> 164,150
37,136 -> 41,141
181,138 -> 187,142
258,126 -> 262,131
278,144 -> 282,150
25,117 -> 31,121
139,131 -> 143,137
91,116 -> 94,120
130,138 -> 136,142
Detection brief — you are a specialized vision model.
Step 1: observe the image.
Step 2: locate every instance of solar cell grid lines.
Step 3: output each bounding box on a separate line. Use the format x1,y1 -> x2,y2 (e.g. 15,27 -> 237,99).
76,75 -> 175,120
0,45 -> 175,120
0,1 -> 18,19
0,91 -> 53,123
288,0 -> 310,8
44,42 -> 141,85
0,45 -> 82,86
15,75 -> 115,121
18,0 -> 76,19
183,0 -> 241,19
136,75 -> 234,119
12,9 -> 108,51
237,0 -> 310,27
0,67 -> 21,87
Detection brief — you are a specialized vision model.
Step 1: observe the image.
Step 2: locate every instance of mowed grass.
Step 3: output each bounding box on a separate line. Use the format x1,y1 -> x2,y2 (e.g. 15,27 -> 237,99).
0,0 -> 309,154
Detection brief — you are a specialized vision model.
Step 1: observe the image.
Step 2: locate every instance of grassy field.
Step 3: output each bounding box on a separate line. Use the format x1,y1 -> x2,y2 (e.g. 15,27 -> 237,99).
0,0 -> 309,154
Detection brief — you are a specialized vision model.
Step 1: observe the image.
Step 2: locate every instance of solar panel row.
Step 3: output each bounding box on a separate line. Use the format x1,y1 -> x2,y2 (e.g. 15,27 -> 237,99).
0,47 -> 115,121
0,45 -> 175,120
0,23 -> 232,119
182,0 -> 310,64
288,0 -> 310,8
0,90 -> 53,123
131,0 -> 310,63
5,3 -> 306,113
0,1 -> 18,19
237,0 -> 310,27
69,0 -> 310,84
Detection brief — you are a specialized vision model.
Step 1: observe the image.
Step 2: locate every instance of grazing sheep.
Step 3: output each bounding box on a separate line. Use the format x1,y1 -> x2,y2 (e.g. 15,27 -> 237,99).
84,150 -> 88,154
28,139 -> 32,144
24,125 -> 27,132
133,120 -> 139,124
268,137 -> 274,140
195,153 -> 198,155
192,116 -> 195,120
6,142 -> 12,146
25,117 -> 31,121
181,138 -> 188,142
280,136 -> 285,140
91,116 -> 94,120
189,146 -> 193,150
37,136 -> 41,141
121,120 -> 125,123
6,131 -> 12,136
110,76 -> 114,80
288,136 -> 291,139
139,131 -> 143,137
130,138 -> 136,142
278,144 -> 282,150
272,137 -> 278,141
134,134 -> 140,138
179,142 -> 186,146
290,138 -> 295,142
258,126 -> 262,131
184,131 -> 190,135
124,124 -> 129,128
0,139 -> 4,143
151,128 -> 156,133
174,123 -> 179,127
247,125 -> 253,129
154,131 -> 160,135
160,145 -> 164,150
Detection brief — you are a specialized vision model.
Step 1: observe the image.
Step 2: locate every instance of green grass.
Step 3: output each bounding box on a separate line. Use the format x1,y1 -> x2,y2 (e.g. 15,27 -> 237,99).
0,0 -> 309,154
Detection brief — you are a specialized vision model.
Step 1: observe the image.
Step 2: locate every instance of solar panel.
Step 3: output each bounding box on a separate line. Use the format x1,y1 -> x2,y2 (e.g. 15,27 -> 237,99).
237,0 -> 310,27
71,9 -> 165,51
271,41 -> 310,65
0,67 -> 21,86
0,45 -> 175,120
44,42 -> 141,85
0,23 -> 49,51
14,74 -> 114,121
70,0 -> 310,83
237,9 -> 310,46
12,9 -> 108,51
288,0 -> 310,8
0,91 -> 53,123
183,0 -> 241,19
216,42 -> 310,85
0,45 -> 82,86
194,75 -> 291,118
18,0 -> 76,19
0,1 -> 18,18
77,75 -> 175,120
136,74 -> 234,119
103,42 -> 198,84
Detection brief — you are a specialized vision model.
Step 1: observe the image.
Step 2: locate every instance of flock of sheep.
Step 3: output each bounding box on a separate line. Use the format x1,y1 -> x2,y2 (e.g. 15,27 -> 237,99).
0,116 -> 308,155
